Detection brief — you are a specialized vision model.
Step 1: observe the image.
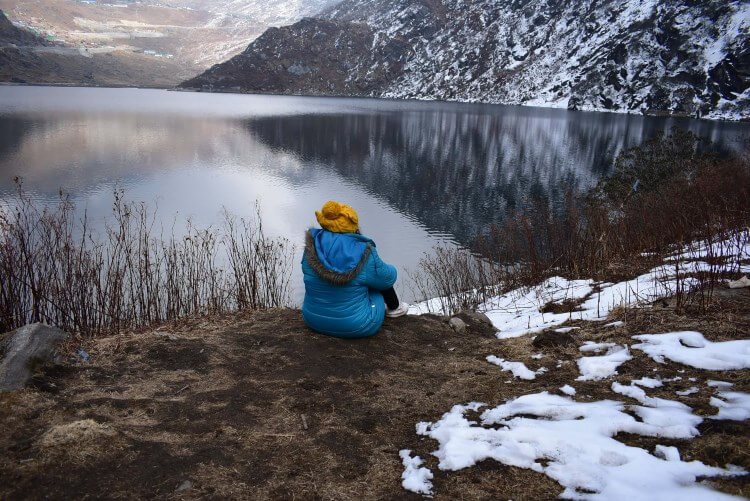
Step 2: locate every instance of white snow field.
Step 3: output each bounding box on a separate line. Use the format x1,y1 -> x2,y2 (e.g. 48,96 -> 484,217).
401,232 -> 750,497
410,393 -> 744,500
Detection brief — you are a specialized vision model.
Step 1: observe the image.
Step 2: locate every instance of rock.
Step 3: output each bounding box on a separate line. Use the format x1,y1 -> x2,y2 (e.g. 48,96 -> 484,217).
448,317 -> 467,333
175,480 -> 193,492
728,276 -> 750,289
532,330 -> 575,349
453,310 -> 497,336
457,309 -> 494,327
0,323 -> 69,391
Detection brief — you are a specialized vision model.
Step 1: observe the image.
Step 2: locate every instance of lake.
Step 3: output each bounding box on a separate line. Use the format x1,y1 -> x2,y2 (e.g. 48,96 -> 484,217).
0,86 -> 748,303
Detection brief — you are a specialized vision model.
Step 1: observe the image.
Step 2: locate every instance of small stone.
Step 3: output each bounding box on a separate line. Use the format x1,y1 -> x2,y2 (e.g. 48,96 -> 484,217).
175,480 -> 193,492
448,317 -> 467,333
532,330 -> 575,349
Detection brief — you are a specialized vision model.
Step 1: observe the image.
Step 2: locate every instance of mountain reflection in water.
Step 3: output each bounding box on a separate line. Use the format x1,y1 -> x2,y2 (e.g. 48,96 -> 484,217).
246,109 -> 748,244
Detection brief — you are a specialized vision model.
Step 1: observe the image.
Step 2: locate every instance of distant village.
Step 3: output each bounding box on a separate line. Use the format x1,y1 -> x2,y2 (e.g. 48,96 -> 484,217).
7,5 -> 174,59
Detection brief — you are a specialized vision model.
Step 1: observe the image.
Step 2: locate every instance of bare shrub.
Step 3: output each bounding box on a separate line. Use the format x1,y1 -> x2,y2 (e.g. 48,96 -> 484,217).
409,245 -> 502,314
0,182 -> 294,336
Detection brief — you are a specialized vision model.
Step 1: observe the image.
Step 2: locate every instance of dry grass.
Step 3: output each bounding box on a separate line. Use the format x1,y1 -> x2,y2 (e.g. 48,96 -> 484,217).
1,284 -> 748,499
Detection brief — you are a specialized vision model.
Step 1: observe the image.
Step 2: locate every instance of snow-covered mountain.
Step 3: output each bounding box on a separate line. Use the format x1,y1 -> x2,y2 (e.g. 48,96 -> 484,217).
181,0 -> 750,120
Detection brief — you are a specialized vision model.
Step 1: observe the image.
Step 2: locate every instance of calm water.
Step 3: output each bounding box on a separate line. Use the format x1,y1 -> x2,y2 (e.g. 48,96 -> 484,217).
1,86 -> 748,303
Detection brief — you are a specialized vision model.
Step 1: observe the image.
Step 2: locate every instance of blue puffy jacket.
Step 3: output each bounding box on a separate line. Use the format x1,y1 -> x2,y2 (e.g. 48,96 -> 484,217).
301,228 -> 397,338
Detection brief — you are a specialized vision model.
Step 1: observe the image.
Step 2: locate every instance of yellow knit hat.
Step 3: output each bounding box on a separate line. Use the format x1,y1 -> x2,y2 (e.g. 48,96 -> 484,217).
315,200 -> 359,233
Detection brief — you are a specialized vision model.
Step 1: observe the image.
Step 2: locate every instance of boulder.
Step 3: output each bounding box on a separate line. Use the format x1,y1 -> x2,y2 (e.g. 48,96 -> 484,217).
728,276 -> 750,289
457,309 -> 494,327
0,323 -> 69,391
448,317 -> 467,333
453,310 -> 497,336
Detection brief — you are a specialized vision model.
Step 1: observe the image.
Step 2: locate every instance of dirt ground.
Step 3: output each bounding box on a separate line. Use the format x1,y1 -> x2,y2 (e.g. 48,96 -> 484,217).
1,287 -> 749,500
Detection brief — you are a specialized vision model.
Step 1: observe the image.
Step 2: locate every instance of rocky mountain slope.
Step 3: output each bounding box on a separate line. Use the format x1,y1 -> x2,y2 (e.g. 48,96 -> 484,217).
0,7 -> 185,87
181,0 -> 750,120
0,8 -> 48,46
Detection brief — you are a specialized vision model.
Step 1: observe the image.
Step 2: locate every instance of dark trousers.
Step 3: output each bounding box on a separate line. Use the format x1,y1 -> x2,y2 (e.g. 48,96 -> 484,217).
381,287 -> 400,310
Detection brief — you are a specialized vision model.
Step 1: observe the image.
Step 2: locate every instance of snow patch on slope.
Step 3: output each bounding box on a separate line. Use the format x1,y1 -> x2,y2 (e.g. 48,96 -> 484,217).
412,393 -> 744,499
632,332 -> 750,370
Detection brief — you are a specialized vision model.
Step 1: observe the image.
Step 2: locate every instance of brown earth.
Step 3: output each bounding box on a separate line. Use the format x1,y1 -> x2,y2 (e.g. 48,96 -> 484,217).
1,287 -> 749,500
0,46 -> 187,88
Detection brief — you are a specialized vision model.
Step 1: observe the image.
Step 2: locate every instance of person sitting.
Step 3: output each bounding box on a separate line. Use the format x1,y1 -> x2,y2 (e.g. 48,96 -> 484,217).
301,200 -> 409,338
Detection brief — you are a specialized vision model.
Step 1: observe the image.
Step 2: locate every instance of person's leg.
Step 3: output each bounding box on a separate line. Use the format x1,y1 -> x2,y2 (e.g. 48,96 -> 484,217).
381,286 -> 400,310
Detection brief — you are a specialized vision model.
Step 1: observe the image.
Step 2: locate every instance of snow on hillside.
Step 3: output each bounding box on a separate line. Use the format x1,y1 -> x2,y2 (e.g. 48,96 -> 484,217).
400,231 -> 750,498
327,0 -> 750,119
184,0 -> 750,120
410,231 -> 750,334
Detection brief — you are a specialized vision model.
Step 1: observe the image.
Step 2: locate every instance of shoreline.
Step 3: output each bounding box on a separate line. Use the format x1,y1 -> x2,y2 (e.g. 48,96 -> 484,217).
1,80 -> 747,123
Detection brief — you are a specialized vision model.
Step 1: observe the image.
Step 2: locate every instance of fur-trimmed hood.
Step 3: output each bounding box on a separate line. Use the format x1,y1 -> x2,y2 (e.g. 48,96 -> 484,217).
304,228 -> 373,285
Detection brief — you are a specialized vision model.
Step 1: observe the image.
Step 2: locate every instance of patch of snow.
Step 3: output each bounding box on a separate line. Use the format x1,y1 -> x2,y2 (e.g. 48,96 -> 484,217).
480,276 -> 594,339
632,332 -> 750,370
576,345 -> 632,381
560,384 -> 576,396
411,232 -> 750,336
531,353 -> 545,360
708,380 -> 734,388
399,449 -> 433,495
554,326 -> 580,333
633,377 -> 663,388
486,356 -> 544,380
611,382 -> 703,438
710,391 -> 750,421
653,445 -> 681,462
676,387 -> 699,396
604,321 -> 624,328
611,382 -> 650,403
412,392 -> 743,499
580,341 -> 617,353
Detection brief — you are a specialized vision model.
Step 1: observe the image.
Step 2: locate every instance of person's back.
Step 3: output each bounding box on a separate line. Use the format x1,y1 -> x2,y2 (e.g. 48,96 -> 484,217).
301,201 -> 408,338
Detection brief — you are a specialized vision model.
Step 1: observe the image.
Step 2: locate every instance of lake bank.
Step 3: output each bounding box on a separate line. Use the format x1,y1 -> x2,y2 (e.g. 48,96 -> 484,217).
2,83 -> 748,122
1,283 -> 749,499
